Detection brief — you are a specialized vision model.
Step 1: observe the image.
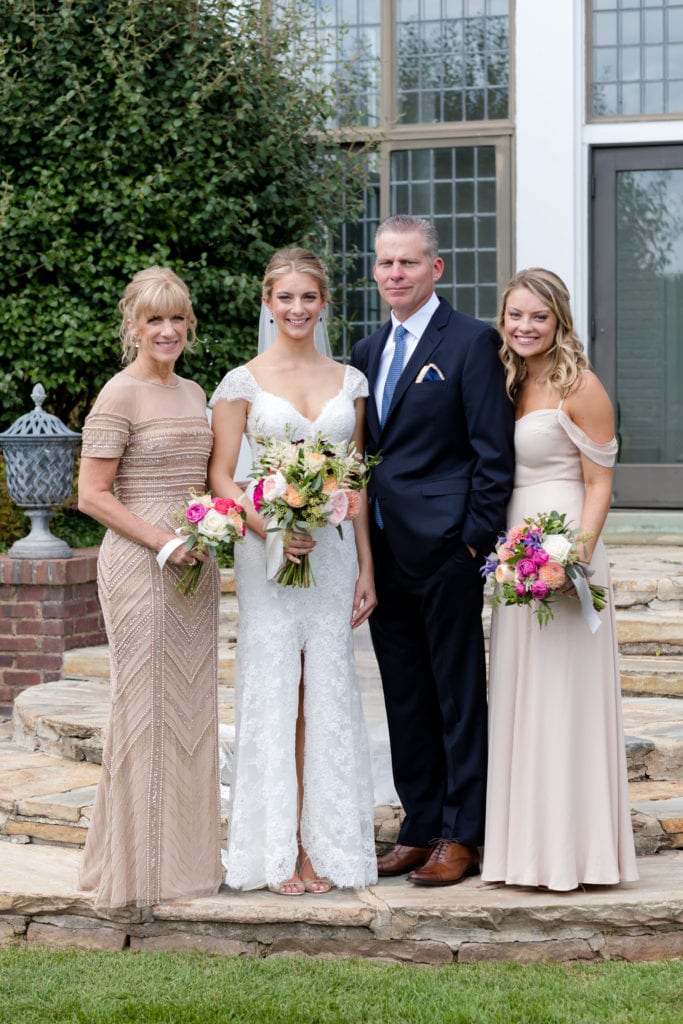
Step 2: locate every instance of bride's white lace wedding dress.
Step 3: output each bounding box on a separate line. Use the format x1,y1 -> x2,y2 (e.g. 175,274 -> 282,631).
210,364 -> 378,890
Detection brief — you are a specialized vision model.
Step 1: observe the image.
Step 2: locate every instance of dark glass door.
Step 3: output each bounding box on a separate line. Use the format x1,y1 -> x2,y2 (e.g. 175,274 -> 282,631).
592,145 -> 683,507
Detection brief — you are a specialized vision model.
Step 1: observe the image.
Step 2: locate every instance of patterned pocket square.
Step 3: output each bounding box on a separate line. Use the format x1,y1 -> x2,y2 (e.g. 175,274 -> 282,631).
415,363 -> 446,383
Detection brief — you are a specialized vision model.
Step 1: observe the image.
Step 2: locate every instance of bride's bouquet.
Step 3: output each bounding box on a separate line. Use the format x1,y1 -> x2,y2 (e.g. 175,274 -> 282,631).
171,490 -> 247,596
251,434 -> 377,587
481,509 -> 607,629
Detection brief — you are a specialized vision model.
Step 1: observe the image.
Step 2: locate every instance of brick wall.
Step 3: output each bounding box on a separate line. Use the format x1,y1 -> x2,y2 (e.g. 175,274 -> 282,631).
0,547 -> 106,709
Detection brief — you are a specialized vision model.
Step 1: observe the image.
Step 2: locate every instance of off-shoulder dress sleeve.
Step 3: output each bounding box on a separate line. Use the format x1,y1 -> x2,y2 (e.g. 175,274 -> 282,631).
557,407 -> 618,468
81,382 -> 132,459
210,366 -> 259,407
345,364 -> 369,402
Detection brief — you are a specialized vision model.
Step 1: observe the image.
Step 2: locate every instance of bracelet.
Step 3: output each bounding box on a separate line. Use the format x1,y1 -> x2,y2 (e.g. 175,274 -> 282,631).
156,537 -> 186,570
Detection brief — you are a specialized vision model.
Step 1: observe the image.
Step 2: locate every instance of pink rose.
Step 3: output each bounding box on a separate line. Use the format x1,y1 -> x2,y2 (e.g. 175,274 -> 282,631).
213,497 -> 236,514
530,579 -> 549,599
514,582 -> 527,596
517,558 -> 537,578
506,524 -> 526,545
533,548 -> 549,566
324,489 -> 349,526
185,503 -> 208,523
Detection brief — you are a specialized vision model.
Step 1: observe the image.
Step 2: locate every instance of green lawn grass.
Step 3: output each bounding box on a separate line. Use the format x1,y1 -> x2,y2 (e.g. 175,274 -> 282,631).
1,948 -> 682,1023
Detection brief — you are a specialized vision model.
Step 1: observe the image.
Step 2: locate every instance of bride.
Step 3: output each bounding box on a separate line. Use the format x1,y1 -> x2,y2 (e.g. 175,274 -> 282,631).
208,247 -> 378,894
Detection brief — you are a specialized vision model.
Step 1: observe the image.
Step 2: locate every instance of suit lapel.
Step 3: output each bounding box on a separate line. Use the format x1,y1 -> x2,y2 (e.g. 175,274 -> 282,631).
381,299 -> 450,430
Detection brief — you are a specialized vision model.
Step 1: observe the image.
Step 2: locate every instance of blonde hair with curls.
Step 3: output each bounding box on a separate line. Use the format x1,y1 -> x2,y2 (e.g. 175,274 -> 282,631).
262,247 -> 329,303
497,267 -> 589,400
118,266 -> 198,365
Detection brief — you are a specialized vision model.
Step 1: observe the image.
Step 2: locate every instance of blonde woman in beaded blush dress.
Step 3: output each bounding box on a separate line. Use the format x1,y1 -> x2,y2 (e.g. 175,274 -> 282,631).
78,267 -> 222,910
482,268 -> 638,892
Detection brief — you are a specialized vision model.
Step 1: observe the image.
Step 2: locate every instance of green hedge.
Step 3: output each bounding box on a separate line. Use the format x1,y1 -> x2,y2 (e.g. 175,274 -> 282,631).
0,0 -> 370,429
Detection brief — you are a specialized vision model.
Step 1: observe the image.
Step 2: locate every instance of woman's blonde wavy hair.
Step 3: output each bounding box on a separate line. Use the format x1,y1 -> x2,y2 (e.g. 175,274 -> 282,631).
118,266 -> 198,365
498,267 -> 589,399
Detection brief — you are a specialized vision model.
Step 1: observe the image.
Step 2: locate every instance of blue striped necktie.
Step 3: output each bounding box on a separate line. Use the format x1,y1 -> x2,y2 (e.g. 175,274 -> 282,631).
380,324 -> 408,426
375,324 -> 408,528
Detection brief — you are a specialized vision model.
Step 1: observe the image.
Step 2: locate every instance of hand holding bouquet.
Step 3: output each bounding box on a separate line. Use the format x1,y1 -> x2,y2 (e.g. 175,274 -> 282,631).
171,490 -> 247,596
251,434 -> 377,587
481,510 -> 607,628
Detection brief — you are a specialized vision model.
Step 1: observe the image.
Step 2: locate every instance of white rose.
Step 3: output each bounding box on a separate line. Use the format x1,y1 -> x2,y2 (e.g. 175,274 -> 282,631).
542,534 -> 573,564
495,563 -> 516,584
262,471 -> 288,502
303,451 -> 327,471
197,508 -> 231,541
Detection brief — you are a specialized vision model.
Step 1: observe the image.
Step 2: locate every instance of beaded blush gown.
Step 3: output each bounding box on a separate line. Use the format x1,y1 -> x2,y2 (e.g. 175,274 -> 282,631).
210,364 -> 378,891
79,371 -> 223,909
481,403 -> 638,891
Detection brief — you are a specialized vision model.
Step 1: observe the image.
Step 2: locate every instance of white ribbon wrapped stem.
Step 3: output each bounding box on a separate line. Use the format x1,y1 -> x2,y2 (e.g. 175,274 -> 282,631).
573,573 -> 602,634
156,536 -> 186,570
265,522 -> 286,580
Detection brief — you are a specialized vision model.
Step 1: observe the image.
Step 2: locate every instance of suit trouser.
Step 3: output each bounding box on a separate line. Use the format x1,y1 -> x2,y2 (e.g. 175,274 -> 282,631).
370,526 -> 487,848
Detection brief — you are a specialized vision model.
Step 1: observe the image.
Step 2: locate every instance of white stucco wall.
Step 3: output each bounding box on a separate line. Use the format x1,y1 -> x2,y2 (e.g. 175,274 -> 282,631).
514,0 -> 586,335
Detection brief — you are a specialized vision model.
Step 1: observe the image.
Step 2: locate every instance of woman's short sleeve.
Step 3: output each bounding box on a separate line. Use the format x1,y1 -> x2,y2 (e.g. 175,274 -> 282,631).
557,408 -> 618,468
80,381 -> 132,459
345,365 -> 369,402
210,366 -> 258,407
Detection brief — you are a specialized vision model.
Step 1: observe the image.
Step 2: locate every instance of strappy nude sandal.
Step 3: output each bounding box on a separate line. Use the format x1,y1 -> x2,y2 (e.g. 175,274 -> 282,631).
298,853 -> 332,895
269,874 -> 305,896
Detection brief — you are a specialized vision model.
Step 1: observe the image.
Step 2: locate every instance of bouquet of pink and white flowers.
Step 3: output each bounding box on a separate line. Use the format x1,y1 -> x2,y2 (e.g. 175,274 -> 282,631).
481,510 -> 607,628
251,434 -> 377,587
171,490 -> 247,596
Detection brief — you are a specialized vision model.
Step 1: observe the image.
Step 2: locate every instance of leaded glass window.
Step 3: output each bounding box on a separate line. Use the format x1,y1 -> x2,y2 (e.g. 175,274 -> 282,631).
397,0 -> 509,124
592,0 -> 683,116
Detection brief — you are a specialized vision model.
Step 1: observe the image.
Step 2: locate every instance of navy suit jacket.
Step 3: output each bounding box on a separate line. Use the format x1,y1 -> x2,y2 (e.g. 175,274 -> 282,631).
351,297 -> 515,578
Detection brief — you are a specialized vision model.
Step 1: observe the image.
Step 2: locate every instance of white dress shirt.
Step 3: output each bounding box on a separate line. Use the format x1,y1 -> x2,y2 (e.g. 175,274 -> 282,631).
374,293 -> 441,419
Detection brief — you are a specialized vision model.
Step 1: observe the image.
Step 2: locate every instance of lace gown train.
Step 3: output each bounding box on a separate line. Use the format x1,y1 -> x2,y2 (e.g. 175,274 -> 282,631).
482,406 -> 638,891
210,364 -> 378,890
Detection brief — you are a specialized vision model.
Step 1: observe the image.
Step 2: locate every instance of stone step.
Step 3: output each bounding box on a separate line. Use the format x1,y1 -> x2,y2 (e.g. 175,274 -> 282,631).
1,839 -> 682,963
7,678 -> 683,858
62,641 -> 237,684
620,655 -> 683,698
615,608 -> 683,655
2,737 -> 679,860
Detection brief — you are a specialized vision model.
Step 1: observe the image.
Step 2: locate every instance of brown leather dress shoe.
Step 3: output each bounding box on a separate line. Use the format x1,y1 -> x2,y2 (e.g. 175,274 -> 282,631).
407,840 -> 480,886
377,844 -> 432,877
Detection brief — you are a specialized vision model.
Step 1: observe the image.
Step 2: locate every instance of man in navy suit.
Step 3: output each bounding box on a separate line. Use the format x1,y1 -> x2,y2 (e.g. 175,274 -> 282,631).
351,215 -> 515,885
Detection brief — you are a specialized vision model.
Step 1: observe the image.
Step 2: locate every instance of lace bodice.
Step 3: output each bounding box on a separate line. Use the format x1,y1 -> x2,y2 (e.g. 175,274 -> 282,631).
210,364 -> 368,457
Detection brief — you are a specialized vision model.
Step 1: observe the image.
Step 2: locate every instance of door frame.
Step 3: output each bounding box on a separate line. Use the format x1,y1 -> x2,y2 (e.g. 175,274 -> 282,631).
591,143 -> 683,508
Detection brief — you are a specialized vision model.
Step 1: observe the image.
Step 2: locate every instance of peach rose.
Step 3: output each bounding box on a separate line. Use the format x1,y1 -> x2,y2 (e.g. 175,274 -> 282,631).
344,490 -> 362,520
283,484 -> 306,508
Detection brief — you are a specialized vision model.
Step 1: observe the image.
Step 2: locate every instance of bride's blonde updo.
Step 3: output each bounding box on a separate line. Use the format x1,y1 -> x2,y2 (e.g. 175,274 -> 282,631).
262,248 -> 329,302
498,267 -> 589,399
119,266 -> 198,364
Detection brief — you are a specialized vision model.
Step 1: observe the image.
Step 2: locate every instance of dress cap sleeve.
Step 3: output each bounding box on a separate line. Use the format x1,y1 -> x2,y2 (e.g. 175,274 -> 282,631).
81,377 -> 133,458
210,366 -> 259,407
557,408 -> 618,467
345,365 -> 369,401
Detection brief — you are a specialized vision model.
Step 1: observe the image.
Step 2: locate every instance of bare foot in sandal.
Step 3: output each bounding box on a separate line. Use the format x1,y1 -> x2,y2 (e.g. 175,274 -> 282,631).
298,850 -> 332,894
269,871 -> 305,896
